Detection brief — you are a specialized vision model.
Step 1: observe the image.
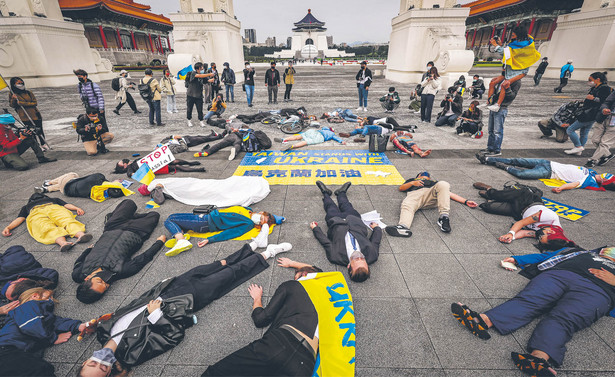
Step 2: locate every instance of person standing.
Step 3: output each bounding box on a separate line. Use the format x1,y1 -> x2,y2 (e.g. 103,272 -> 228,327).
186,62 -> 215,128
355,61 -> 372,112
586,90 -> 615,168
8,77 -> 49,150
265,61 -> 281,105
209,62 -> 221,101
480,80 -> 521,156
283,61 -> 296,102
160,68 -> 177,114
555,60 -> 574,93
419,66 -> 441,123
221,62 -> 236,103
113,70 -> 140,116
140,69 -> 163,126
243,61 -> 256,107
534,57 -> 549,86
74,69 -> 106,128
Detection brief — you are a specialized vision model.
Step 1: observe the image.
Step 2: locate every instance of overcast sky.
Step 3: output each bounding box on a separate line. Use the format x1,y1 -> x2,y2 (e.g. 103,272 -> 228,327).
147,0 -> 474,44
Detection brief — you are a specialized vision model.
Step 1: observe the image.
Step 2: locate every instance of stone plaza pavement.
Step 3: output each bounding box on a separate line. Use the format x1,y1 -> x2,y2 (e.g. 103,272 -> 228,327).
1,65 -> 614,376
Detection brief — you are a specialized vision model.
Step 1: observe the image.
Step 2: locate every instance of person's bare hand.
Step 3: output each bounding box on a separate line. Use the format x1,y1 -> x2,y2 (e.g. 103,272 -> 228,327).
277,257 -> 293,268
147,299 -> 162,314
603,108 -> 612,115
366,87 -> 369,91
0,301 -> 19,315
589,268 -> 615,286
466,200 -> 479,208
96,125 -> 102,131
369,222 -> 378,229
85,125 -> 91,132
157,235 -> 167,242
500,257 -> 518,271
248,284 -> 263,300
499,233 -> 514,244
414,180 -> 425,187
198,239 -> 209,247
53,332 -> 72,344
586,94 -> 595,101
552,187 -> 563,194
78,323 -> 88,333
342,141 -> 347,145
76,208 -> 85,216
2,227 -> 11,237
310,221 -> 318,229
561,123 -> 570,128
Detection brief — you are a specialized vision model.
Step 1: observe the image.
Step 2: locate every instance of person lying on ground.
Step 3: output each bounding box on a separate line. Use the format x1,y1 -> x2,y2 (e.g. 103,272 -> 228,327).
389,131 -> 432,157
76,239 -> 291,377
72,199 -> 164,304
0,287 -> 86,377
472,181 -> 577,250
476,154 -> 615,192
456,100 -> 483,137
537,100 -> 583,143
319,108 -> 360,122
2,193 -> 91,252
385,172 -> 477,238
201,257 -> 325,376
114,156 -> 205,177
0,113 -> 55,171
159,132 -> 223,154
164,207 -> 284,256
451,245 -> 615,376
275,127 -> 345,151
33,172 -> 132,203
338,116 -> 416,140
312,181 -> 380,282
194,122 -> 271,161
75,108 -> 114,156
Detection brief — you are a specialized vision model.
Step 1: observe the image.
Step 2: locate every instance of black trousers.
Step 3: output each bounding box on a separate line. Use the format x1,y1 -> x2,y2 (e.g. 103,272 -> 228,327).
203,133 -> 242,156
323,192 -> 361,222
187,96 -> 204,121
202,327 -> 315,377
0,346 -> 55,377
555,78 -> 568,93
162,244 -> 269,312
104,199 -> 160,241
116,91 -> 138,112
23,118 -> 46,146
284,84 -> 293,100
184,134 -> 224,147
479,187 -> 541,220
420,94 -> 435,122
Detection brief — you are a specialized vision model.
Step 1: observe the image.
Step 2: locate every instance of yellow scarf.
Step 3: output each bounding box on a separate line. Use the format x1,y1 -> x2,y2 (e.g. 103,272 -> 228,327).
90,182 -> 134,203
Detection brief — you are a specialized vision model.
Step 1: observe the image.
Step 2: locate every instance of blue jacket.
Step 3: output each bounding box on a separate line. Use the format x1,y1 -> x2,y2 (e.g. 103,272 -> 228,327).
0,299 -> 81,352
560,64 -> 574,78
319,129 -> 343,144
78,79 -> 105,110
206,210 -> 256,244
0,246 -> 59,296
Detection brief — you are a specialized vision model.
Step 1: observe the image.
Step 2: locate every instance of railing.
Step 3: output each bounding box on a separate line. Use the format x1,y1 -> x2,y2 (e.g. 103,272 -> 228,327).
94,47 -> 173,54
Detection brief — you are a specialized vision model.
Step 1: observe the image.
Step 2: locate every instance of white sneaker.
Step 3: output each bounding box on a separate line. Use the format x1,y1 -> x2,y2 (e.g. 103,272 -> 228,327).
187,120 -> 194,127
251,224 -> 269,248
564,146 -> 584,155
229,114 -> 238,121
165,239 -> 193,257
363,107 -> 368,112
262,242 -> 292,259
356,107 -> 363,111
228,147 -> 236,161
487,104 -> 500,112
200,121 -> 206,128
167,111 -> 173,114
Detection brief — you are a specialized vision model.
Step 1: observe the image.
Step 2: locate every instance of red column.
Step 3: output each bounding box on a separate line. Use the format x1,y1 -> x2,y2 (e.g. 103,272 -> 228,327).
116,29 -> 123,49
130,31 -> 137,50
99,25 -> 108,49
148,33 -> 155,52
490,25 -> 496,38
166,36 -> 171,52
528,17 -> 536,35
158,34 -> 164,53
501,23 -> 508,40
470,29 -> 478,48
548,19 -> 557,40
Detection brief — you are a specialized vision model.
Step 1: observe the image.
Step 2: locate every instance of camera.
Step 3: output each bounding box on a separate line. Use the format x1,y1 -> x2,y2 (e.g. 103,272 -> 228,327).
493,36 -> 500,43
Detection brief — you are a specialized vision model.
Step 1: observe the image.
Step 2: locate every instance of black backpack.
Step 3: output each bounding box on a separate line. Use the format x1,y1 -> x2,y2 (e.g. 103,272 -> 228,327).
368,134 -> 388,152
111,77 -> 121,92
254,130 -> 272,150
138,78 -> 154,101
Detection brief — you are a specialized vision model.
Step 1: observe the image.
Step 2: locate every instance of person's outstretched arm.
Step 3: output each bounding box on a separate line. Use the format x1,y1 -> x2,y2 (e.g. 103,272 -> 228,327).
251,282 -> 288,328
498,212 -> 540,243
552,181 -> 580,193
450,193 -> 478,208
2,217 -> 26,237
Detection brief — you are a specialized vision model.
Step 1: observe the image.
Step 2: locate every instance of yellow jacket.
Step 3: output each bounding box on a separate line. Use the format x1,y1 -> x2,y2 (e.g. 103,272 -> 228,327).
284,67 -> 295,85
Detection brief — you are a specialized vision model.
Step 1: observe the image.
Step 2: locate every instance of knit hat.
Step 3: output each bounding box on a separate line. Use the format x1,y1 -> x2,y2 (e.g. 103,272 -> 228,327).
272,214 -> 285,225
416,171 -> 430,178
138,184 -> 151,196
0,114 -> 15,125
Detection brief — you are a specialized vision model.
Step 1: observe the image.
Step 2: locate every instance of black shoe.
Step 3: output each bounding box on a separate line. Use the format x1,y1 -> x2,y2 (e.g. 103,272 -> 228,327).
149,122 -> 155,126
478,190 -> 489,199
134,110 -> 142,114
385,225 -> 412,238
475,153 -> 488,165
248,104 -> 253,107
494,162 -> 508,170
157,123 -> 165,126
187,161 -> 201,166
585,159 -> 598,168
334,182 -> 351,195
38,157 -> 57,164
478,149 -> 491,154
113,109 -> 120,115
437,216 -> 451,233
316,180 -> 332,196
484,151 -> 502,157
598,154 -> 615,166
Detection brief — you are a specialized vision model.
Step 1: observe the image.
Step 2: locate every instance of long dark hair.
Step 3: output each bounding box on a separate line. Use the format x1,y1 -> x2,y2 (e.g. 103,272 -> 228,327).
511,25 -> 529,41
429,67 -> 440,79
590,71 -> 608,85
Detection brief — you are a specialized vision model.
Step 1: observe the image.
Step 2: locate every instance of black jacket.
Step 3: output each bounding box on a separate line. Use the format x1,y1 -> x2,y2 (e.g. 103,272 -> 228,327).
264,69 -> 280,86
535,61 -> 549,74
461,108 -> 482,123
243,68 -> 255,86
356,68 -> 373,88
63,173 -> 106,198
438,95 -> 463,116
470,79 -> 485,91
96,278 -> 194,367
76,114 -> 109,142
578,84 -> 612,122
221,68 -> 236,84
0,245 -> 58,297
312,216 -> 381,266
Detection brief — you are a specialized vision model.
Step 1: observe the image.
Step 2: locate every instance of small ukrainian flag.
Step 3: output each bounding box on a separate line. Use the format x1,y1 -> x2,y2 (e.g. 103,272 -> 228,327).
132,163 -> 155,185
177,65 -> 193,81
0,74 -> 8,91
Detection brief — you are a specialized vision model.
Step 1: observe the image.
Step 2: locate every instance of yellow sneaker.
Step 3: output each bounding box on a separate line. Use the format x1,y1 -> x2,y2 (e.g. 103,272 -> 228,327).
165,239 -> 193,257
164,234 -> 191,248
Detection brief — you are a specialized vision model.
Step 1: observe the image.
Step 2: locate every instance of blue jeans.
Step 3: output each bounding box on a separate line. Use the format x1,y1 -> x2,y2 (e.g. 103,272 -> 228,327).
566,120 -> 594,147
435,114 -> 459,127
204,111 -> 216,120
225,85 -> 234,102
148,100 -> 161,125
245,85 -> 254,105
358,84 -> 368,107
487,107 -> 508,153
349,125 -> 381,136
339,109 -> 359,122
488,157 -> 552,179
165,213 -> 210,236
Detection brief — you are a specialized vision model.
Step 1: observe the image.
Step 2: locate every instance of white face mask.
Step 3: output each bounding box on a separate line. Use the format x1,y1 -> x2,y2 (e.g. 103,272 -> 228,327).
246,65 -> 251,69
251,213 -> 262,225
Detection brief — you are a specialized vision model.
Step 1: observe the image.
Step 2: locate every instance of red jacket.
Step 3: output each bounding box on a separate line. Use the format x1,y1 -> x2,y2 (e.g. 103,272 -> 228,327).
0,125 -> 21,158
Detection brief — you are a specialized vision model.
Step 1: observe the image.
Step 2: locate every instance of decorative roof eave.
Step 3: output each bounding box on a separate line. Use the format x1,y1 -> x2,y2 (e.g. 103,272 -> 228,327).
59,0 -> 172,27
294,8 -> 325,27
463,0 -> 528,17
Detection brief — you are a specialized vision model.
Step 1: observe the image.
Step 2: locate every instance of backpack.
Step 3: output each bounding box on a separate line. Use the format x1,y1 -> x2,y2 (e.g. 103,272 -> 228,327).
254,130 -> 272,150
185,72 -> 191,88
563,68 -> 572,79
415,84 -> 424,97
138,78 -> 154,101
111,77 -> 121,92
368,134 -> 388,153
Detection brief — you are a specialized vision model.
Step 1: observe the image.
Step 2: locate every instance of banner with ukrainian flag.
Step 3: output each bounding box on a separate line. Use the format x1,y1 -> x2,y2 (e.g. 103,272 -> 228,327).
132,163 -> 155,185
0,74 -> 8,91
502,36 -> 541,70
298,271 -> 355,377
177,64 -> 193,81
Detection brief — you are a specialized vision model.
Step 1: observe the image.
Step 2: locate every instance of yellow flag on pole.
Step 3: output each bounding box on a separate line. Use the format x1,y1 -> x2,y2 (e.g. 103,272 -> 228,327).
0,74 -> 8,91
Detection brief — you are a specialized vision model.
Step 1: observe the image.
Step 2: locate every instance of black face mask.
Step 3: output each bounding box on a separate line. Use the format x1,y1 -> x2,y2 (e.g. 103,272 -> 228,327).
78,77 -> 86,83
94,270 -> 115,283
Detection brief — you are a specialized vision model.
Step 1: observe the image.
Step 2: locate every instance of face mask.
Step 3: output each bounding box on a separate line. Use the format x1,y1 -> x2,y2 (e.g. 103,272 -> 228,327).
427,66 -> 432,71
199,70 -> 205,74
15,84 -> 25,90
588,81 -> 596,87
251,213 -> 262,225
165,72 -> 170,76
246,65 -> 251,69
78,77 -> 86,83
90,348 -> 116,367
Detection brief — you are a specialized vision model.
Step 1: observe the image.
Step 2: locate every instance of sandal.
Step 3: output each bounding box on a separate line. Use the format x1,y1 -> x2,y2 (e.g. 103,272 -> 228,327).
76,233 -> 93,244
511,352 -> 557,376
450,302 -> 491,340
60,242 -> 75,253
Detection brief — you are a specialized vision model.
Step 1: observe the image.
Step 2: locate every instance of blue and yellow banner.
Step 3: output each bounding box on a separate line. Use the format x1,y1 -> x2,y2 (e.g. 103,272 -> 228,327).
299,271 -> 355,377
177,65 -> 193,80
541,197 -> 589,221
503,36 -> 541,70
233,150 -> 405,185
